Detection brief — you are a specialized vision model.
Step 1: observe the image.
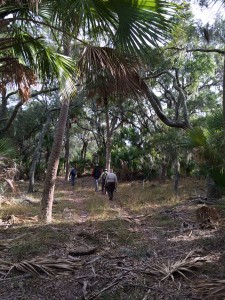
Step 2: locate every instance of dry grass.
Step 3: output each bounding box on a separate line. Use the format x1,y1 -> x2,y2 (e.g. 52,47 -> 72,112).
194,279 -> 225,299
150,250 -> 211,281
2,176 -> 224,300
0,177 -> 204,223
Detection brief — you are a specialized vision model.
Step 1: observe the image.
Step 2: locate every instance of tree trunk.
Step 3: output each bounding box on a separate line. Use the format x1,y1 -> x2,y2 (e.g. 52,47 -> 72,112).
40,100 -> 70,223
173,158 -> 180,196
64,120 -> 70,181
160,161 -> 168,183
104,97 -> 111,170
206,175 -> 222,199
223,55 -> 225,165
0,86 -> 7,120
81,139 -> 88,160
28,113 -> 51,193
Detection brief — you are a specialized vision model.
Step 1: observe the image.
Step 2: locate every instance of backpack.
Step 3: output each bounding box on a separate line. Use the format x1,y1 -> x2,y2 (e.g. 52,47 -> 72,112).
70,169 -> 76,176
93,166 -> 101,178
102,171 -> 107,180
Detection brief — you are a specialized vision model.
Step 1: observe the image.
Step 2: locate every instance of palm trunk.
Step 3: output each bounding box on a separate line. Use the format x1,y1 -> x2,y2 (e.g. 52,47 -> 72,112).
223,55 -> 225,164
160,161 -> 168,183
81,139 -> 88,160
206,174 -> 222,199
40,100 -> 70,223
28,113 -> 51,193
64,120 -> 70,181
104,97 -> 111,170
0,86 -> 7,120
173,157 -> 180,196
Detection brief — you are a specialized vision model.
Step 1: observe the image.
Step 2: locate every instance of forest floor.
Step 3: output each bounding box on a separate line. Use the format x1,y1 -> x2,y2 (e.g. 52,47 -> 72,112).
0,176 -> 225,300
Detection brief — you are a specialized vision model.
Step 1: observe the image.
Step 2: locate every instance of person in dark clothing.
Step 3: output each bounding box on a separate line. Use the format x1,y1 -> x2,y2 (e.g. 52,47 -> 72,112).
100,169 -> 108,194
105,169 -> 117,200
69,167 -> 77,186
92,165 -> 102,191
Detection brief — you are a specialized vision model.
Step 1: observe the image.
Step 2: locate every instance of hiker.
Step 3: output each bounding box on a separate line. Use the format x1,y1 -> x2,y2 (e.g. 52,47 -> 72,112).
92,165 -> 102,191
105,169 -> 117,200
100,168 -> 108,194
69,166 -> 77,186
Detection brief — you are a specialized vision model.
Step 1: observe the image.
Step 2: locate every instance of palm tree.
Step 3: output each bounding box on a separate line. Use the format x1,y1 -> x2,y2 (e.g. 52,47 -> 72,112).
1,0 -> 178,222
0,1 -> 75,99
181,111 -> 225,198
39,0 -> 179,223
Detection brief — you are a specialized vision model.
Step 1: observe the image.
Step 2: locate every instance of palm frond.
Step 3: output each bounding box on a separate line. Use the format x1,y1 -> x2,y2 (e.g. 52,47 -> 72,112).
207,110 -> 223,131
44,0 -> 177,55
0,138 -> 17,158
194,279 -> 225,299
179,127 -> 207,150
150,250 -> 210,281
78,45 -> 145,99
0,257 -> 82,278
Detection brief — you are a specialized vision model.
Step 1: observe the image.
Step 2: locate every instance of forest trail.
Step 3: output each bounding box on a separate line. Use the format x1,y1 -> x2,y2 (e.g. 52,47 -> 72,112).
0,177 -> 225,299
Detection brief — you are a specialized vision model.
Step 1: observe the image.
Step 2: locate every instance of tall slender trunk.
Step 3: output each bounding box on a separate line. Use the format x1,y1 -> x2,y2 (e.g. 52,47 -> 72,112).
223,55 -> 225,161
173,157 -> 180,196
0,86 -> 7,120
28,113 -> 51,193
81,139 -> 88,160
104,97 -> 111,170
160,161 -> 168,183
64,119 -> 70,181
40,100 -> 70,223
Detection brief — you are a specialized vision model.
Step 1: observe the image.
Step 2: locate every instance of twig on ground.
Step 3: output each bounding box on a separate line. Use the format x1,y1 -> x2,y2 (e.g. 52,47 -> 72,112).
142,288 -> 152,300
87,271 -> 130,300
82,280 -> 89,300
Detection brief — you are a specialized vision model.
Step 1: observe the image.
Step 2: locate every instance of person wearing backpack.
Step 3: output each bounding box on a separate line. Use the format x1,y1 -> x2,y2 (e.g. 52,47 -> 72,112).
92,165 -> 102,191
69,166 -> 77,186
105,169 -> 117,200
100,169 -> 108,194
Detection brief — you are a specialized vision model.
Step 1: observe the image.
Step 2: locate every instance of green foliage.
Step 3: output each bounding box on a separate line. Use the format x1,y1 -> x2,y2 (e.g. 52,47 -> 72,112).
9,227 -> 70,261
181,110 -> 225,188
0,138 -> 17,159
187,127 -> 207,147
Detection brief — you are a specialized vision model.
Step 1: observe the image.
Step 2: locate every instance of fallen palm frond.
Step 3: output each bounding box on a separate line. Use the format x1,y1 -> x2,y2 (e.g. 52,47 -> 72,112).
149,250 -> 210,282
0,257 -> 82,278
194,279 -> 225,299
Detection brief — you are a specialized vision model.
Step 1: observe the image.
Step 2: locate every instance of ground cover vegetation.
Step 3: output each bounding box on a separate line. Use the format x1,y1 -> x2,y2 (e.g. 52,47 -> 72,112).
1,0 -> 225,298
0,177 -> 225,299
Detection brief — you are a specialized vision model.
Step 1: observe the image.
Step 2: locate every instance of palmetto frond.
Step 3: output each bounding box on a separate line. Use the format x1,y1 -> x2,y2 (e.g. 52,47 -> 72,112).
0,1 -> 76,100
0,35 -> 75,100
0,257 -> 81,277
150,250 -> 210,282
78,45 -> 146,99
0,138 -> 16,159
0,0 -> 177,97
180,110 -> 225,188
194,278 -> 225,299
47,0 -> 176,54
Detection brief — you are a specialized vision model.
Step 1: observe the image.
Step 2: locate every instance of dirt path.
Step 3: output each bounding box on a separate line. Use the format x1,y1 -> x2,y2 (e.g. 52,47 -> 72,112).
0,178 -> 225,299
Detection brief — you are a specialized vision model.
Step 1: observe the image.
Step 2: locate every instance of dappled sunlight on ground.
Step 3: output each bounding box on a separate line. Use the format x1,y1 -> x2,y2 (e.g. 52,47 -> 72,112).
168,229 -> 217,242
1,176 -> 225,299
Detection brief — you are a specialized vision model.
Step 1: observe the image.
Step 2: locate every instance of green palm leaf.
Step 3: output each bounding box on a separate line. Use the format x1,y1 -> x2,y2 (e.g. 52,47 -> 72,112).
180,127 -> 207,148
0,138 -> 17,159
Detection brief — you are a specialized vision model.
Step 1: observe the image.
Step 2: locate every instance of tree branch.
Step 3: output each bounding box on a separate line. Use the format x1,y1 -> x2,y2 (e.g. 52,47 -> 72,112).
0,87 -> 59,133
165,46 -> 225,55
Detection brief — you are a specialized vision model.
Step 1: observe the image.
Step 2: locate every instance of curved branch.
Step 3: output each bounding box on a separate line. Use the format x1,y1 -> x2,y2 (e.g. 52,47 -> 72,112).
186,48 -> 225,55
140,80 -> 190,129
0,87 -> 59,134
0,100 -> 23,133
165,46 -> 225,55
